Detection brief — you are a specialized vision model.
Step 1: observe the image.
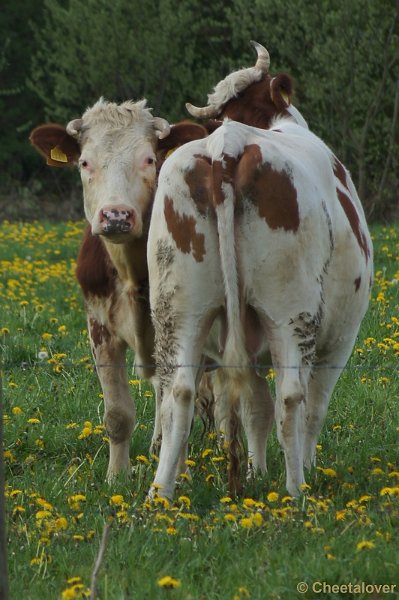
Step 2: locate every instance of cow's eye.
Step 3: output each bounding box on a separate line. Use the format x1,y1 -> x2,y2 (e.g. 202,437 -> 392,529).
79,159 -> 89,169
145,157 -> 155,166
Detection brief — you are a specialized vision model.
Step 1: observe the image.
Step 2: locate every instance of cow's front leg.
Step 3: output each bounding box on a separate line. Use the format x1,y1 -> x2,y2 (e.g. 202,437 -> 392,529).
88,317 -> 135,481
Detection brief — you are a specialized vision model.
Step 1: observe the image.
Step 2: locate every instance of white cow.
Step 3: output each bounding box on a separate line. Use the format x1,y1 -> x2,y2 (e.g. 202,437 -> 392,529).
148,113 -> 373,499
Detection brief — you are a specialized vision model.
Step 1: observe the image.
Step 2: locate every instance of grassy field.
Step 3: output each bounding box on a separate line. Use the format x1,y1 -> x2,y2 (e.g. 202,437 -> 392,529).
1,220 -> 398,599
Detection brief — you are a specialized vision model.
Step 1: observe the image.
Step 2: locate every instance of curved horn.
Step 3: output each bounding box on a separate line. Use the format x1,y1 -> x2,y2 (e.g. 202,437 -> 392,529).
185,102 -> 219,119
66,119 -> 83,137
250,41 -> 270,73
153,117 -> 171,139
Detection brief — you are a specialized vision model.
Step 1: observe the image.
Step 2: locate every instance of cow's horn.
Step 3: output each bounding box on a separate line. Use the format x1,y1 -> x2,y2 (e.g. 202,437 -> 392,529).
66,119 -> 83,137
185,102 -> 219,119
250,41 -> 270,73
153,117 -> 171,139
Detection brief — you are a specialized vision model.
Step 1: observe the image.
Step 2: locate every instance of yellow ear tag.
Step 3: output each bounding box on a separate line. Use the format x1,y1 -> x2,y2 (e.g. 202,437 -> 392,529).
50,146 -> 68,163
281,92 -> 290,105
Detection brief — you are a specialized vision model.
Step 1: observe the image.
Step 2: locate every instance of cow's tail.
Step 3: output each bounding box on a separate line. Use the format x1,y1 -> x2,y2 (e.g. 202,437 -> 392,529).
212,158 -> 249,381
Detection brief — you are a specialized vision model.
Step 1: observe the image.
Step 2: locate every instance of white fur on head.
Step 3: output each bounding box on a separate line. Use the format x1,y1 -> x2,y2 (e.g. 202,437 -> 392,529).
186,41 -> 270,119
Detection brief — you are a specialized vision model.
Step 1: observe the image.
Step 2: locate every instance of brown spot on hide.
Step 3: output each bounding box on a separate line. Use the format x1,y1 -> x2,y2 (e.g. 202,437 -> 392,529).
212,155 -> 237,206
164,196 -> 205,262
333,158 -> 349,191
76,226 -> 117,297
29,123 -> 80,167
236,146 -> 299,232
333,157 -> 370,262
89,317 -> 111,348
184,156 -> 212,216
336,188 -> 370,262
354,277 -> 361,292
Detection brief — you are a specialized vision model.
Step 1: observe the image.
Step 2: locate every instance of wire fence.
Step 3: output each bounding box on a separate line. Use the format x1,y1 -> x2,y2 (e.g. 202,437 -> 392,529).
0,359 -> 398,372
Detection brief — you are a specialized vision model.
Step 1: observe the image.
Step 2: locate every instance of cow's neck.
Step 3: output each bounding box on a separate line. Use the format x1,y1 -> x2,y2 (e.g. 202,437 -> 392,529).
103,236 -> 148,291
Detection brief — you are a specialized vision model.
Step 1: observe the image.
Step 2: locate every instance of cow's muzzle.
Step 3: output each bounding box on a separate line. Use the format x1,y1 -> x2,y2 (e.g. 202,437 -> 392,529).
93,205 -> 136,236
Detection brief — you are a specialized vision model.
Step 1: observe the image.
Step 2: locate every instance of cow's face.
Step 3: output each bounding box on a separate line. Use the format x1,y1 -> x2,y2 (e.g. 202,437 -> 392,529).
30,99 -> 170,243
76,124 -> 157,241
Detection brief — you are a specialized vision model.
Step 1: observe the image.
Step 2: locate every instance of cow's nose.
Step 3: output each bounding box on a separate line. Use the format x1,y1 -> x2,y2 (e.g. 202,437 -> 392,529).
96,204 -> 136,235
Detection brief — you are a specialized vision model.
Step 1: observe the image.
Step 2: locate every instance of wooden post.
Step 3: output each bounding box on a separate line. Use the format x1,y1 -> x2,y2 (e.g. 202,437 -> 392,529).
0,371 -> 9,600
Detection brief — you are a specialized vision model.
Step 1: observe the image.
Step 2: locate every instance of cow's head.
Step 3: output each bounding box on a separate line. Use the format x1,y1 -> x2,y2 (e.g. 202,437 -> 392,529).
186,41 -> 308,130
30,99 -> 171,242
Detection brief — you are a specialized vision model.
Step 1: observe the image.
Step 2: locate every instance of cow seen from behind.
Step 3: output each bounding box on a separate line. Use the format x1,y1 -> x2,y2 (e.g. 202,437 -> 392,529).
148,43 -> 373,499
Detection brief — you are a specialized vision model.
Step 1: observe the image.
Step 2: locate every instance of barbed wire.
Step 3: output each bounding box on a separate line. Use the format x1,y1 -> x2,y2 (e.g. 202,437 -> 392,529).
0,359 -> 398,372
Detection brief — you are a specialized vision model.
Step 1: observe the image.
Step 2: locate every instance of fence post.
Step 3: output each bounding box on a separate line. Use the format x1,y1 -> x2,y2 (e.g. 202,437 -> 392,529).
0,371 -> 9,600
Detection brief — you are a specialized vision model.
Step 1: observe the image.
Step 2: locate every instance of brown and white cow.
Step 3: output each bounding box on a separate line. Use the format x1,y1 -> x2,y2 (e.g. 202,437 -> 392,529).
148,44 -> 373,499
29,43 -> 301,486
30,99 -> 209,481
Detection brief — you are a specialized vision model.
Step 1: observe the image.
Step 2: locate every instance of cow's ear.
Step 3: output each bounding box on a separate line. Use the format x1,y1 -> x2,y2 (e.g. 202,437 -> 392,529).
270,74 -> 294,110
156,121 -> 208,164
29,124 -> 80,167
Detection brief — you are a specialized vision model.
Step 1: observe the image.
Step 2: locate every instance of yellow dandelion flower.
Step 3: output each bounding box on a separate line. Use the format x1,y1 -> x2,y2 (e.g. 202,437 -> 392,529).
12,406 -> 23,415
317,467 -> 337,477
201,448 -> 213,458
380,486 -> 399,497
157,576 -> 181,589
12,506 -> 25,517
185,459 -> 196,467
35,510 -> 52,520
55,517 -> 68,530
166,526 -> 177,535
371,467 -> 384,476
27,418 -> 40,424
252,512 -> 263,527
110,495 -> 125,506
30,557 -> 41,566
243,498 -> 256,508
239,517 -> 253,529
178,496 -> 191,508
224,513 -> 236,522
136,455 -> 149,464
267,492 -> 279,503
356,540 -> 375,551
3,450 -> 15,462
72,534 -> 85,542
36,498 -> 53,511
220,496 -> 232,504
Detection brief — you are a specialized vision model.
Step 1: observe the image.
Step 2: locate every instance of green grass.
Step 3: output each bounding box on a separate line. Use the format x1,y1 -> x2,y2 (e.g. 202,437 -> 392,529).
1,220 -> 398,599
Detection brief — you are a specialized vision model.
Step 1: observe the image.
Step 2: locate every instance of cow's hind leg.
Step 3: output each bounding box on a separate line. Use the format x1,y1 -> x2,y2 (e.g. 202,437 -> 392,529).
303,341 -> 357,469
267,321 -> 316,496
213,369 -> 274,476
88,317 -> 135,481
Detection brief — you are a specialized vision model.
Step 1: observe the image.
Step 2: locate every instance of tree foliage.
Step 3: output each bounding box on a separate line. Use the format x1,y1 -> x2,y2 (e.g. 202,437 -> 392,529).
2,0 -> 398,219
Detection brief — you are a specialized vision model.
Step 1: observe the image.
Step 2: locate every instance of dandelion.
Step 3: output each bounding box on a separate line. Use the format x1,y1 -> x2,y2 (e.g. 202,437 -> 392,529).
201,448 -> 213,459
178,496 -> 191,508
239,517 -> 253,529
317,467 -> 337,477
110,494 -> 125,506
12,406 -> 23,415
356,540 -> 375,551
55,517 -> 68,530
136,455 -> 149,464
27,418 -> 41,424
371,467 -> 384,476
157,576 -> 182,589
380,486 -> 399,497
267,492 -> 279,503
